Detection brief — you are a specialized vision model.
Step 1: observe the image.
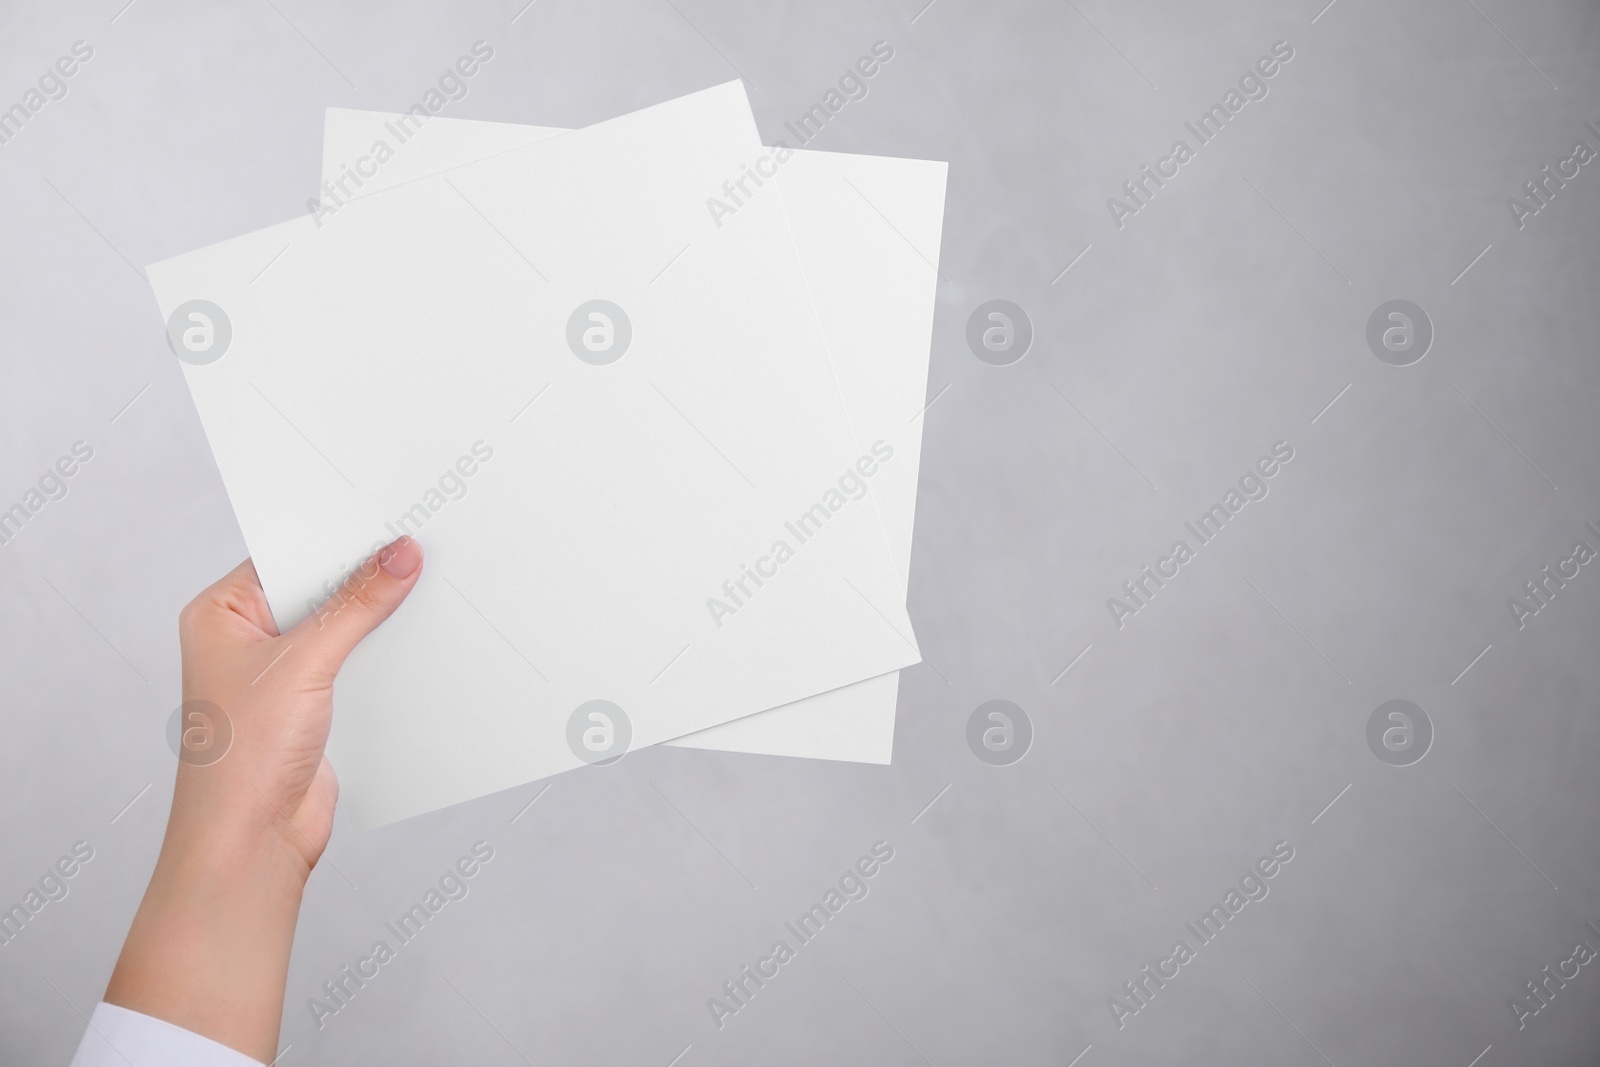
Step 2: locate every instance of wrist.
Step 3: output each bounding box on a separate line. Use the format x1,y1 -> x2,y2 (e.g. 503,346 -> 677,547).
157,807 -> 312,903
165,764 -> 320,890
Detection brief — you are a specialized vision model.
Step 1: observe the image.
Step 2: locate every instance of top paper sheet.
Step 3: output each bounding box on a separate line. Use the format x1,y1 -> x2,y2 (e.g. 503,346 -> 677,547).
319,108 -> 949,764
147,82 -> 920,828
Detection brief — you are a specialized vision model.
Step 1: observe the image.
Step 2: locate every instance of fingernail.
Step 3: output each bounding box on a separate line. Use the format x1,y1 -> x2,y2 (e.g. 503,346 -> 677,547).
379,536 -> 423,579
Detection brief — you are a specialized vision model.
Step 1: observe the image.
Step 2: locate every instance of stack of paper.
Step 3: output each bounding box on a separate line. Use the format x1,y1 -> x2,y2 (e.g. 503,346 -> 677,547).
147,82 -> 947,829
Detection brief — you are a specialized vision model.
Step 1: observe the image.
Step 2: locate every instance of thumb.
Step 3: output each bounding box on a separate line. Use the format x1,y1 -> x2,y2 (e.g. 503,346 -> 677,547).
290,536 -> 425,675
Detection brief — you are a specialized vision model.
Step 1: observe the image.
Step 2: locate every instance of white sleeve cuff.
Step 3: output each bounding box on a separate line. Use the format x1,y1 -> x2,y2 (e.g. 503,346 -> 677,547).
70,1002 -> 266,1067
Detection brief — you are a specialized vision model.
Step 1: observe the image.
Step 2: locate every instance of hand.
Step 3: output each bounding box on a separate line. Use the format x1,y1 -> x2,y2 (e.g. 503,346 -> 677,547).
170,536 -> 424,871
104,537 -> 423,1062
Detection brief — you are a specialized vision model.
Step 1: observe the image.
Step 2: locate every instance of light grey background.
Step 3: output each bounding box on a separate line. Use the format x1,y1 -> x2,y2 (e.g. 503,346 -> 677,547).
3,0 -> 1599,1063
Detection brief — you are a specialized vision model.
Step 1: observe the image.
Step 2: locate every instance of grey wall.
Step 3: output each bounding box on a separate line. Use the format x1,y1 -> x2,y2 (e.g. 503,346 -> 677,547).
3,0 -> 1600,1063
